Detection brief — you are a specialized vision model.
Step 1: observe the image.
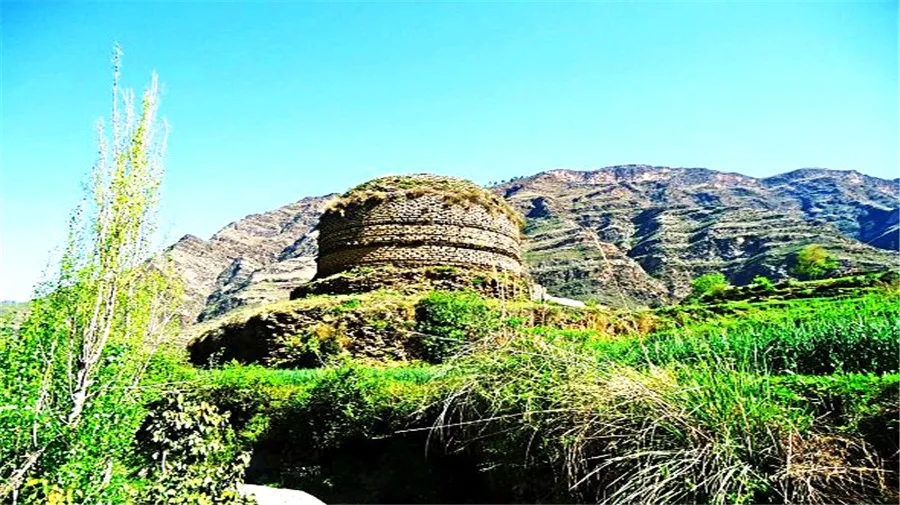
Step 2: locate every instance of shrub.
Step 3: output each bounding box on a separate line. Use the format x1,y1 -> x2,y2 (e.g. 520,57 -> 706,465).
433,333 -> 857,504
690,273 -> 729,298
792,244 -> 839,280
134,394 -> 254,504
414,291 -> 500,363
752,275 -> 775,291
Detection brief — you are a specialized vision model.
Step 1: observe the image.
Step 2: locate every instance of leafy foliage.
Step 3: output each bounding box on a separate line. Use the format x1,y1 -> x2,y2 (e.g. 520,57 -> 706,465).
0,46 -> 182,502
414,291 -> 501,363
752,275 -> 775,291
792,244 -> 840,280
134,394 -> 254,504
690,272 -> 729,298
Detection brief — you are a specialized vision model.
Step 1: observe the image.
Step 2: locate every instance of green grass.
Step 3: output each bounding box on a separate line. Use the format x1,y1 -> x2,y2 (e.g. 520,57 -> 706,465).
167,287 -> 899,503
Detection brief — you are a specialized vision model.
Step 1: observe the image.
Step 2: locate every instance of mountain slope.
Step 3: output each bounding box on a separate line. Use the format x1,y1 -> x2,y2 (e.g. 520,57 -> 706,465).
167,166 -> 897,320
166,195 -> 334,321
497,166 -> 896,300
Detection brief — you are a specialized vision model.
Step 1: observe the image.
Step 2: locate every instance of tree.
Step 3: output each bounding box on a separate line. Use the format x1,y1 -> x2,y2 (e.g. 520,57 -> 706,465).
792,244 -> 839,280
751,275 -> 775,291
690,273 -> 729,298
0,45 -> 182,503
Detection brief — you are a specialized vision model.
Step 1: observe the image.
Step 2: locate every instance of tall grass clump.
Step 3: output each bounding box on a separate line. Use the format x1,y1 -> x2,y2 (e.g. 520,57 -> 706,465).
640,293 -> 898,374
426,328 -> 895,504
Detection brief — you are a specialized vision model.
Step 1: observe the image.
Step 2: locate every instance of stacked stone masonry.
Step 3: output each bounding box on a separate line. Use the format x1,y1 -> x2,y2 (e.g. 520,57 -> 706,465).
317,190 -> 524,277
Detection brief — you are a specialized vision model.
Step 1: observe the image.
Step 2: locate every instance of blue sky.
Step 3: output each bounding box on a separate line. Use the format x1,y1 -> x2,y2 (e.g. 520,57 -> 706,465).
1,1 -> 897,301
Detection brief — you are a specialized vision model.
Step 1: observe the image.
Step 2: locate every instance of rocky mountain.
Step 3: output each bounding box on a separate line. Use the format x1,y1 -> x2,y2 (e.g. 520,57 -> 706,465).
498,166 -> 897,303
167,166 -> 898,321
166,195 -> 334,322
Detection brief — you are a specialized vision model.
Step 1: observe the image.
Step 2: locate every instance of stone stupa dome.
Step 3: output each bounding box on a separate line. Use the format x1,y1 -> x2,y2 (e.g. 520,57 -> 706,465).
314,173 -> 524,278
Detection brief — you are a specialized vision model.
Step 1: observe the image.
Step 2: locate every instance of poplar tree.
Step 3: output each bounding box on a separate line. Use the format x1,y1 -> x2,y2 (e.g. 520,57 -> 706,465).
0,45 -> 182,503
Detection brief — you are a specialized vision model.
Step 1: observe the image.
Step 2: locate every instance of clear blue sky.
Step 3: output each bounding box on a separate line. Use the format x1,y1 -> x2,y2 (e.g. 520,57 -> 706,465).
1,1 -> 897,301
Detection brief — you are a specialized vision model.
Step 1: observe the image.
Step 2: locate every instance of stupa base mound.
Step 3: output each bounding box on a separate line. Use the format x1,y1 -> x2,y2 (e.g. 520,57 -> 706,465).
187,288 -> 599,369
290,265 -> 531,300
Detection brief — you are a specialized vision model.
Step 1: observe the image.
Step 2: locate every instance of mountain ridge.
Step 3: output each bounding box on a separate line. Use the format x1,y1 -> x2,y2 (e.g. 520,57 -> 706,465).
167,165 -> 898,321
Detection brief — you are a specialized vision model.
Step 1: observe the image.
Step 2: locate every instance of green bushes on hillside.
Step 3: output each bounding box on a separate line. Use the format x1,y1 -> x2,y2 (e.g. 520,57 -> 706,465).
690,272 -> 730,298
792,244 -> 840,280
414,291 -> 500,363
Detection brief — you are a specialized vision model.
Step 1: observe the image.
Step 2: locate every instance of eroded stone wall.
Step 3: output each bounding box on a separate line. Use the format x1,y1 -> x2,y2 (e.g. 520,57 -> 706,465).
317,194 -> 523,277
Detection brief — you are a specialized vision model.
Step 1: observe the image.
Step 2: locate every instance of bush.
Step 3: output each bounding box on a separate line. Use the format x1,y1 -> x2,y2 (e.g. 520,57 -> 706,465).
134,394 -> 254,504
792,244 -> 839,280
433,333 -> 877,504
690,273 -> 729,298
752,275 -> 775,291
415,291 -> 500,363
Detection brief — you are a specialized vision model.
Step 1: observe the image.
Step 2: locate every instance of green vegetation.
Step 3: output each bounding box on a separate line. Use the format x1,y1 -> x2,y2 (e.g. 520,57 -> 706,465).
690,272 -> 730,297
0,48 -> 246,504
792,243 -> 840,280
168,286 -> 899,503
415,290 -> 500,363
698,269 -> 898,304
752,275 -> 776,291
134,395 -> 253,504
0,302 -> 28,342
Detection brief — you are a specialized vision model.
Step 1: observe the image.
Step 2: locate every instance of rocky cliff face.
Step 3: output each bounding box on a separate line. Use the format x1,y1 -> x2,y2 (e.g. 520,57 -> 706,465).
166,195 -> 334,322
168,166 -> 898,321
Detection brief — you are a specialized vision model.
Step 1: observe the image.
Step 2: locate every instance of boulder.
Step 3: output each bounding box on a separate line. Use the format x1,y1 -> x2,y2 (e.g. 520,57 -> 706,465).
238,484 -> 325,505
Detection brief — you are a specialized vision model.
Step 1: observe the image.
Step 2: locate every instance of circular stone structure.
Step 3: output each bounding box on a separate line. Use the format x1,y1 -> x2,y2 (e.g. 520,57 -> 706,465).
315,174 -> 524,278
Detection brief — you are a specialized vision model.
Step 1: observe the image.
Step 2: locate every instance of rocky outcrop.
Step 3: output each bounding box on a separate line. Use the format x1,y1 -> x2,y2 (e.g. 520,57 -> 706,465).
762,168 -> 899,243
167,196 -> 334,322
199,257 -> 317,322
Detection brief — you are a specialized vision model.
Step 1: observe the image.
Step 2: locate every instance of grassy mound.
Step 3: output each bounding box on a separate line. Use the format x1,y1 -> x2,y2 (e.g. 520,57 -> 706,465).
187,287 -> 658,368
326,173 -> 525,227
290,264 -> 531,300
